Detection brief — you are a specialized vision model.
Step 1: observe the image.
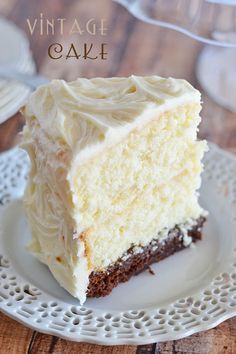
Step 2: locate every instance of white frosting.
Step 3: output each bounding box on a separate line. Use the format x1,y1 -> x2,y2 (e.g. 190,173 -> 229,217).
24,75 -> 201,166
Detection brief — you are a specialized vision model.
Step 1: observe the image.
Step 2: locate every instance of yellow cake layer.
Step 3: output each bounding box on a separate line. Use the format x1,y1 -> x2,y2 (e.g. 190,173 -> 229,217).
69,103 -> 206,270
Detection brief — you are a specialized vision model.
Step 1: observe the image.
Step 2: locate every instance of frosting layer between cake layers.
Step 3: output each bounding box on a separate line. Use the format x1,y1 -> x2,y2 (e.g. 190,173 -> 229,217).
22,75 -> 207,304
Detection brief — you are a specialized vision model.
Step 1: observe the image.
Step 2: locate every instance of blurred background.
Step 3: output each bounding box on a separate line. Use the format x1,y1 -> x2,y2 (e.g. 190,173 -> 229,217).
0,0 -> 235,154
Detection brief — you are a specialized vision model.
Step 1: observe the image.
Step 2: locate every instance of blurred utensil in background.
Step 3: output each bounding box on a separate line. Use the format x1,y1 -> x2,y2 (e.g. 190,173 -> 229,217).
114,0 -> 236,47
0,67 -> 48,90
0,17 -> 36,124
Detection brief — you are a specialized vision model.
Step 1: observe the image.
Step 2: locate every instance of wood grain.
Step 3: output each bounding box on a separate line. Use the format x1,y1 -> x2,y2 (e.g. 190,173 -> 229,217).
0,312 -> 33,354
0,0 -> 235,353
26,332 -> 137,354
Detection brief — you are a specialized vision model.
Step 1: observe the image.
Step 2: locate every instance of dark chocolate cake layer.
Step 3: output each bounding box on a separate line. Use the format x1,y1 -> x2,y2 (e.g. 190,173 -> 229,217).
87,217 -> 206,298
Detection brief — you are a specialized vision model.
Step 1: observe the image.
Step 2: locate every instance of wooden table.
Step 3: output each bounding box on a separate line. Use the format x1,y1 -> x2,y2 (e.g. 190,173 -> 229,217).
0,0 -> 235,353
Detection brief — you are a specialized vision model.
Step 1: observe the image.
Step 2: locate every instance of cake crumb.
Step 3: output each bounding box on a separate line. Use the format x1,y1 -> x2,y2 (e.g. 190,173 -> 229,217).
183,233 -> 192,247
147,266 -> 155,275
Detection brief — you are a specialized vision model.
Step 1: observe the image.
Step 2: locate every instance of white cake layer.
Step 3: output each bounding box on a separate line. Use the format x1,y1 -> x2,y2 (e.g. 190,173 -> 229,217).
22,76 -> 207,304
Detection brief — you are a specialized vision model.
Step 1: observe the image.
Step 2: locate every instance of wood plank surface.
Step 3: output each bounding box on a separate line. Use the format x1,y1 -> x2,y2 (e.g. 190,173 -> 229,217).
0,0 -> 235,353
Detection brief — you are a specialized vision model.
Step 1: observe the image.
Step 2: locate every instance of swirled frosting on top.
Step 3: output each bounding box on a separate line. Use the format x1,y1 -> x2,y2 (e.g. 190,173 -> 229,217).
24,75 -> 201,163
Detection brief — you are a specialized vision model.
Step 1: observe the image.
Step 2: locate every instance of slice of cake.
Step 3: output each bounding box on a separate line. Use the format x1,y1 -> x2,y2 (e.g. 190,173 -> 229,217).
22,75 -> 207,305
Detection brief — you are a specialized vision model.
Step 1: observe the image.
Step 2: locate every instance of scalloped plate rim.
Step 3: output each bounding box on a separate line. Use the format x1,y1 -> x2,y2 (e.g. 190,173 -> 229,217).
0,142 -> 235,345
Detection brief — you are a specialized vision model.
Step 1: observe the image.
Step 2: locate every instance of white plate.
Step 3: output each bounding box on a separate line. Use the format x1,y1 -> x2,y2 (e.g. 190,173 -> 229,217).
0,18 -> 35,124
0,143 -> 236,345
